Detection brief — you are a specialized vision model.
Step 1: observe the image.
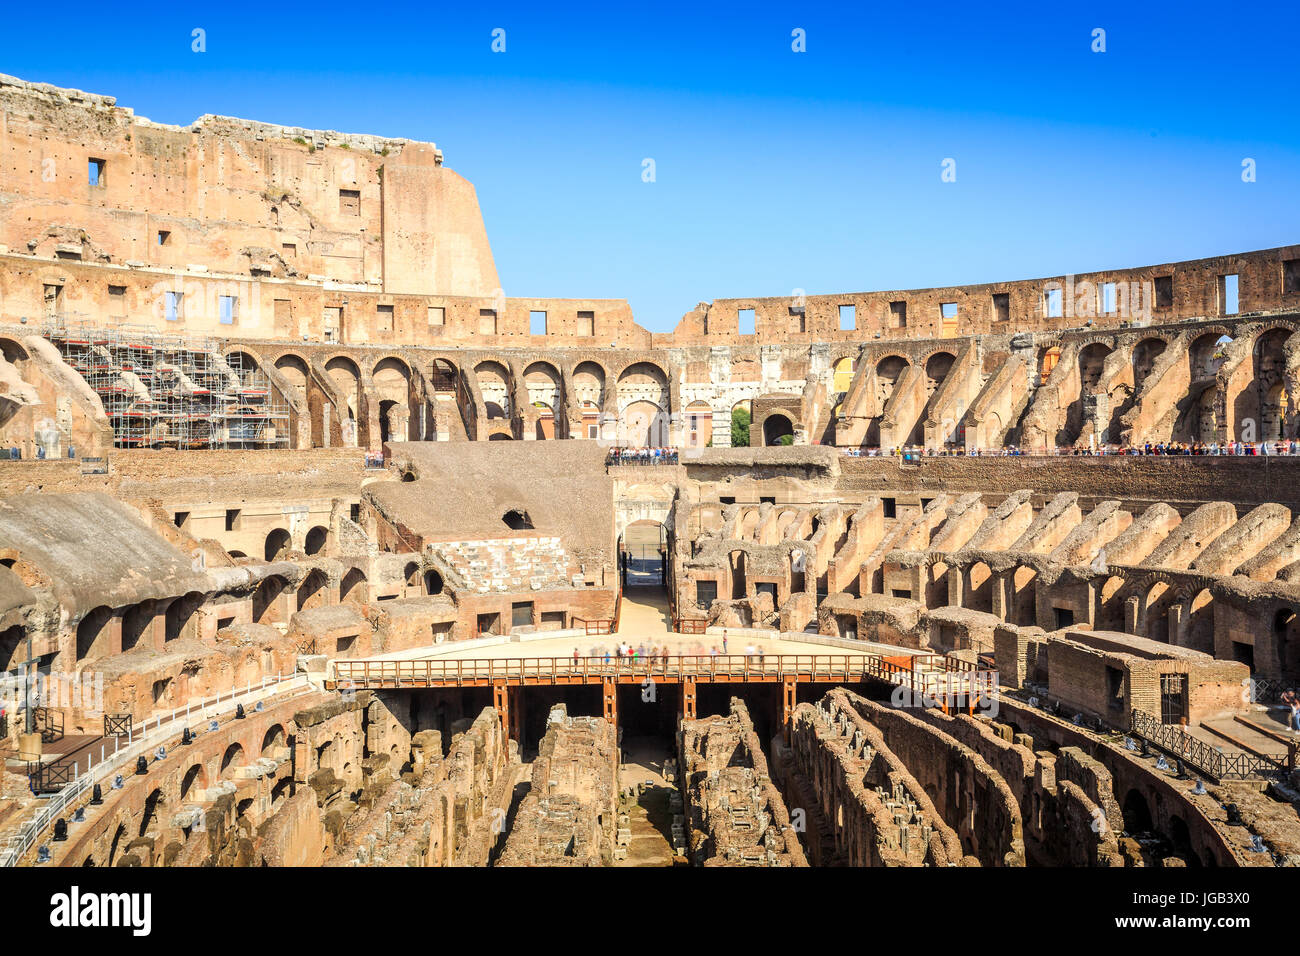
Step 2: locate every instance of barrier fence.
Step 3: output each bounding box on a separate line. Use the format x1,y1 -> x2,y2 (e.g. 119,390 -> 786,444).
1128,709 -> 1296,781
331,652 -> 996,701
0,672 -> 311,868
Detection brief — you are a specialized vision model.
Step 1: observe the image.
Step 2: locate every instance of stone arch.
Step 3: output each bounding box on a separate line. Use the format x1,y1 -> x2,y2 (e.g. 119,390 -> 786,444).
297,568 -> 330,611
832,356 -> 856,393
1011,566 -> 1037,627
340,566 -> 368,603
966,562 -> 993,614
1131,337 -> 1168,391
120,600 -> 156,652
165,591 -> 204,642
1122,788 -> 1154,834
0,337 -> 30,364
304,525 -> 329,556
762,412 -> 794,446
523,361 -> 562,410
1144,580 -> 1173,643
1184,587 -> 1214,653
180,762 -> 207,803
475,361 -> 512,420
923,351 -> 955,394
76,605 -> 114,660
220,742 -> 245,777
264,527 -> 292,561
261,724 -> 287,757
622,400 -> 668,447
423,569 -> 444,595
139,788 -> 167,838
572,361 -> 607,408
253,575 -> 289,625
1188,331 -> 1230,381
616,362 -> 670,420
324,355 -> 362,420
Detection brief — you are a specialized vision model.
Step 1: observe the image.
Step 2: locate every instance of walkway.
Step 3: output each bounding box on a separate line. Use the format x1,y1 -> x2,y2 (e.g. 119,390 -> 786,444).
617,586 -> 671,636
616,736 -> 679,867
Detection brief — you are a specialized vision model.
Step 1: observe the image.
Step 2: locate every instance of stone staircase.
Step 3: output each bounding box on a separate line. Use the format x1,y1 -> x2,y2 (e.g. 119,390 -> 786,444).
433,536 -> 583,594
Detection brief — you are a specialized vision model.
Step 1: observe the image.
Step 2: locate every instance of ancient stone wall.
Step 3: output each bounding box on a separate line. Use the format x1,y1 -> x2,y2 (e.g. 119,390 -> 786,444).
678,697 -> 807,866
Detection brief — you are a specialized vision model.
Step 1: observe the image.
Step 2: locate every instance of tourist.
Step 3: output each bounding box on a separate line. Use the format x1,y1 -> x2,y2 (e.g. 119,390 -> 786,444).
1284,689 -> 1300,732
722,631 -> 729,654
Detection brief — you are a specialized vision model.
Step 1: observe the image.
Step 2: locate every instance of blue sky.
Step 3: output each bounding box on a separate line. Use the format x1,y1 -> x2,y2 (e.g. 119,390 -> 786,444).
3,1 -> 1297,331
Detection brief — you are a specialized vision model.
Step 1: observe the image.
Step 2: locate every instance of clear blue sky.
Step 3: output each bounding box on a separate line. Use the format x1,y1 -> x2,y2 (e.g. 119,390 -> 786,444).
3,1 -> 1297,331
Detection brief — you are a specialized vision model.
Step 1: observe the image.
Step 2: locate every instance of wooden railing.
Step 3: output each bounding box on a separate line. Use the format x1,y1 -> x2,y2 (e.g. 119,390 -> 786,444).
331,652 -> 997,701
572,617 -> 616,635
673,618 -> 708,634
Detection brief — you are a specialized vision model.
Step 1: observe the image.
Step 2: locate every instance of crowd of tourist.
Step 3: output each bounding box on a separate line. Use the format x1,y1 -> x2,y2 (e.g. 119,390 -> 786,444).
606,447 -> 680,466
572,634 -> 767,665
842,441 -> 1300,459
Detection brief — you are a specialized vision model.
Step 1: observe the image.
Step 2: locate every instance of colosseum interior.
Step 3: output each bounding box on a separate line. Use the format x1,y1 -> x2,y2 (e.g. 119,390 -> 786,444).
2,72 -> 1300,879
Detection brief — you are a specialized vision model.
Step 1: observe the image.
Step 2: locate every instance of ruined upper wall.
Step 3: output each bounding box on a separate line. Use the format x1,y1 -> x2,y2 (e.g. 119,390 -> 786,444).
0,73 -> 500,299
2,74 -> 1298,349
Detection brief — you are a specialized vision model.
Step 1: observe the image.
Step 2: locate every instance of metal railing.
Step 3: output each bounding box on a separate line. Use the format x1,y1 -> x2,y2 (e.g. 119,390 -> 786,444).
33,707 -> 63,743
1128,709 -> 1296,781
0,672 -> 311,867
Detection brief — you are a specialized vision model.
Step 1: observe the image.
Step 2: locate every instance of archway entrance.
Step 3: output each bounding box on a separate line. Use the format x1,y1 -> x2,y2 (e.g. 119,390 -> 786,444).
621,520 -> 667,588
617,519 -> 672,635
763,413 -> 795,446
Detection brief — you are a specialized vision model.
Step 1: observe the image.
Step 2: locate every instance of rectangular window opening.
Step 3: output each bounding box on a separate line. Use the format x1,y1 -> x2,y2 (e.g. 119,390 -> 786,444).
1284,259 -> 1300,295
992,293 -> 1010,323
1044,288 -> 1063,318
838,305 -> 856,331
530,310 -> 548,335
1154,275 -> 1174,310
1221,274 -> 1239,315
738,308 -> 756,335
88,158 -> 105,186
219,295 -> 237,326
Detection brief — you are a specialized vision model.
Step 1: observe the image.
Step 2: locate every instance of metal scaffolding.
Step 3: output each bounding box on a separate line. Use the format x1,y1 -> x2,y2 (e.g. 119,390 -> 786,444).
41,319 -> 290,450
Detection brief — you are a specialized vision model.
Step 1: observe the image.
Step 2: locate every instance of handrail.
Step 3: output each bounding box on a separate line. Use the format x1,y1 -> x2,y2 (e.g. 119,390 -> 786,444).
0,672 -> 312,867
1128,709 -> 1295,781
330,653 -> 998,704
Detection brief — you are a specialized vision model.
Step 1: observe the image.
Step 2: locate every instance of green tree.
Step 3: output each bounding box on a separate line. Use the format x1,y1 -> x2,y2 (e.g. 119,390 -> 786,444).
731,406 -> 751,447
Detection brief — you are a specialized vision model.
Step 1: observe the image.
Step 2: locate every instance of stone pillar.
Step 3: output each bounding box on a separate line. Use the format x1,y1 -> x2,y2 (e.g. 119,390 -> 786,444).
1168,602 -> 1187,646
1125,595 -> 1141,636
948,566 -> 965,607
991,572 -> 1010,622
